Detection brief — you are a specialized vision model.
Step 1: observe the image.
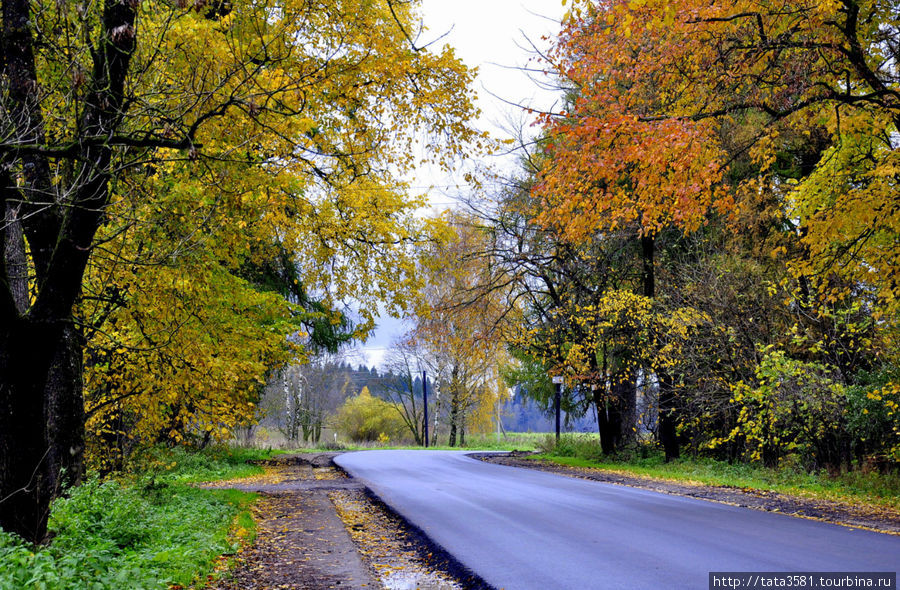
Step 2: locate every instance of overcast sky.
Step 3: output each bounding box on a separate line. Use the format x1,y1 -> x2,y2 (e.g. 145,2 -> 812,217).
419,1 -> 564,141
350,1 -> 565,369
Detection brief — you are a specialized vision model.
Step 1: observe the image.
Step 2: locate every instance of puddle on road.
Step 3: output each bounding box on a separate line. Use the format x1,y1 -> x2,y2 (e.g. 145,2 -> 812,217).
383,570 -> 459,590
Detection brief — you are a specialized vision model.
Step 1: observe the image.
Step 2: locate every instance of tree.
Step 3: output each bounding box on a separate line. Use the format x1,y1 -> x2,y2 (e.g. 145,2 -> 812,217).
469,163 -> 655,454
382,337 -> 429,445
414,213 -> 511,446
533,9 -> 734,458
549,0 -> 900,343
1,0 -> 480,542
533,0 -> 900,459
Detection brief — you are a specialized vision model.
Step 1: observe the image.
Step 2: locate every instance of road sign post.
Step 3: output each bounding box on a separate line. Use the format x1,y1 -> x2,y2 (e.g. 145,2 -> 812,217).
423,370 -> 429,448
552,376 -> 564,443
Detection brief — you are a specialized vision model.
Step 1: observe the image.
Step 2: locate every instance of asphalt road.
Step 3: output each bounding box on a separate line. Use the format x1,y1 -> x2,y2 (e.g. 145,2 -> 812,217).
334,450 -> 900,590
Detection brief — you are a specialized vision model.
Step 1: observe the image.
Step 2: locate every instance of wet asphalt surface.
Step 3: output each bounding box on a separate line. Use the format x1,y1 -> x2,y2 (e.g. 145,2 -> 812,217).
335,450 -> 900,590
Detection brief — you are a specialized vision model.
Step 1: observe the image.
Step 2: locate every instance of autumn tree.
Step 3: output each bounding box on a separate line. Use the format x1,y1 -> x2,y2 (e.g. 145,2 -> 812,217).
552,0 -> 900,332
533,0 -> 900,459
381,337 -> 430,446
0,0 -> 480,542
414,212 -> 511,446
532,21 -> 729,458
482,178 -> 642,451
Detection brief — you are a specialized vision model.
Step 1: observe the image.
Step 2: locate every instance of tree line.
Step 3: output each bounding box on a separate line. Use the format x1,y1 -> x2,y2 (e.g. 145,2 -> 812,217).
441,0 -> 900,470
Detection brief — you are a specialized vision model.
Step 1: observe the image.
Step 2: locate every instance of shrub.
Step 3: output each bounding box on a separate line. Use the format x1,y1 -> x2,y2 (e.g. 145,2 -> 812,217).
725,349 -> 850,470
335,387 -> 406,443
846,368 -> 900,465
0,449 -> 257,590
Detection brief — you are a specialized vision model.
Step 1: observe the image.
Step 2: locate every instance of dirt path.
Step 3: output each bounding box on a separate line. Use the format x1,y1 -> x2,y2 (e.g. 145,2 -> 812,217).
204,454 -> 464,590
206,458 -> 376,589
476,453 -> 900,535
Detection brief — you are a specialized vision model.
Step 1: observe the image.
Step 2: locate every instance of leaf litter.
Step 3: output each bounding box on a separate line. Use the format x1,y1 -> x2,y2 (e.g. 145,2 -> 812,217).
202,454 -> 471,590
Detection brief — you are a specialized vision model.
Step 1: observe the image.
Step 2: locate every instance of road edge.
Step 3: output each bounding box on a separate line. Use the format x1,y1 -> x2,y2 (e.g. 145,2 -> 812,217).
472,452 -> 900,536
332,455 -> 496,590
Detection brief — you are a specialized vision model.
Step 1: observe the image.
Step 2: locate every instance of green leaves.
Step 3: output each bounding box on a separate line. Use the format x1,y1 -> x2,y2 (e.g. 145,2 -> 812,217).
0,472 -> 246,590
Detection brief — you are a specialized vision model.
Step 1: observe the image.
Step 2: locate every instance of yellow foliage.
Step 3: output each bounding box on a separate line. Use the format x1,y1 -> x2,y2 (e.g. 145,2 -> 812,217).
414,212 -> 512,438
61,0 -> 484,466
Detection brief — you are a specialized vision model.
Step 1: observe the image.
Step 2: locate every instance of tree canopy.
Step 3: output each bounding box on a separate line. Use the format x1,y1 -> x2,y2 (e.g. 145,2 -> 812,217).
1,0 -> 482,541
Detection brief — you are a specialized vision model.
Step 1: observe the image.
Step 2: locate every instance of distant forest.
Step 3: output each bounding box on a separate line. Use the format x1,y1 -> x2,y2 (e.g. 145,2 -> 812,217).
315,362 -> 596,434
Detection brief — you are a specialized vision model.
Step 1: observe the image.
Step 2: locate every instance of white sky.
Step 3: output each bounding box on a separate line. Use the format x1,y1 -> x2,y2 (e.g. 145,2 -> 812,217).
350,1 -> 566,369
418,0 -> 565,154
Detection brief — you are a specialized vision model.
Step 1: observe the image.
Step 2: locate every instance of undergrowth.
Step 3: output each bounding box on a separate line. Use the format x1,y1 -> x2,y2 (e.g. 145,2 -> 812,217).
0,446 -> 265,590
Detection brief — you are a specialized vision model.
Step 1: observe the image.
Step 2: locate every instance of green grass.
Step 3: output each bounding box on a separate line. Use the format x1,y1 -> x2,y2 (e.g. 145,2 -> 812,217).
0,446 -> 266,590
535,434 -> 900,510
134,444 -> 279,483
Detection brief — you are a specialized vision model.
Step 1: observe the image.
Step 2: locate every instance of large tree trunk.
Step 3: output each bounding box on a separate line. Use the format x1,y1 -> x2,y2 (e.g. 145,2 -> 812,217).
0,0 -> 136,542
0,320 -> 84,543
595,376 -> 636,455
642,233 -> 679,461
641,235 -> 680,461
657,375 -> 680,461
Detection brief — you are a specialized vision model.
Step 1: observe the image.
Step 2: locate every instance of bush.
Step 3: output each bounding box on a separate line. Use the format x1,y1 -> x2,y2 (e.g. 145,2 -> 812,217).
724,349 -> 850,470
335,387 -> 406,443
0,448 -> 258,590
846,368 -> 900,465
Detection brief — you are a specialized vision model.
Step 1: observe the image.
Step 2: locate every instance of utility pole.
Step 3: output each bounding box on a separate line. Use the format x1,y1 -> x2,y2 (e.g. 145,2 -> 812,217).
552,376 -> 564,443
423,370 -> 429,448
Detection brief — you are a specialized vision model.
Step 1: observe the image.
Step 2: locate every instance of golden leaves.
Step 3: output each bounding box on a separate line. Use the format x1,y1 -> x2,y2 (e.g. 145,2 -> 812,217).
71,0 -> 484,462
535,1 -> 732,243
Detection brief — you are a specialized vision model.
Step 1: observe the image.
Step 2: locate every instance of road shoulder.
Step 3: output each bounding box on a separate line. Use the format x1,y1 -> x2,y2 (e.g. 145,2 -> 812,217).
206,460 -> 378,589
476,453 -> 900,536
205,453 -> 470,590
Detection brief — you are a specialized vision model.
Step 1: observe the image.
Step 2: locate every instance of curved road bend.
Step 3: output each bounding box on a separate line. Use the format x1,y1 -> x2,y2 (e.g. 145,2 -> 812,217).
335,450 -> 900,590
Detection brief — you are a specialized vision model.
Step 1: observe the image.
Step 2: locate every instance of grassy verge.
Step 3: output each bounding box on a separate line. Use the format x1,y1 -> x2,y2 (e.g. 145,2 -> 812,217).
534,435 -> 900,511
0,446 -> 272,590
137,445 -> 277,483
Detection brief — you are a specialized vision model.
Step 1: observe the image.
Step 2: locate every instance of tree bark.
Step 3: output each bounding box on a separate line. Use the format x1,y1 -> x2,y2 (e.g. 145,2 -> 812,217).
0,0 -> 136,542
459,412 -> 466,447
642,233 -> 679,461
2,205 -> 28,313
595,376 -> 636,455
0,319 -> 84,543
448,393 -> 459,447
595,389 -> 620,455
